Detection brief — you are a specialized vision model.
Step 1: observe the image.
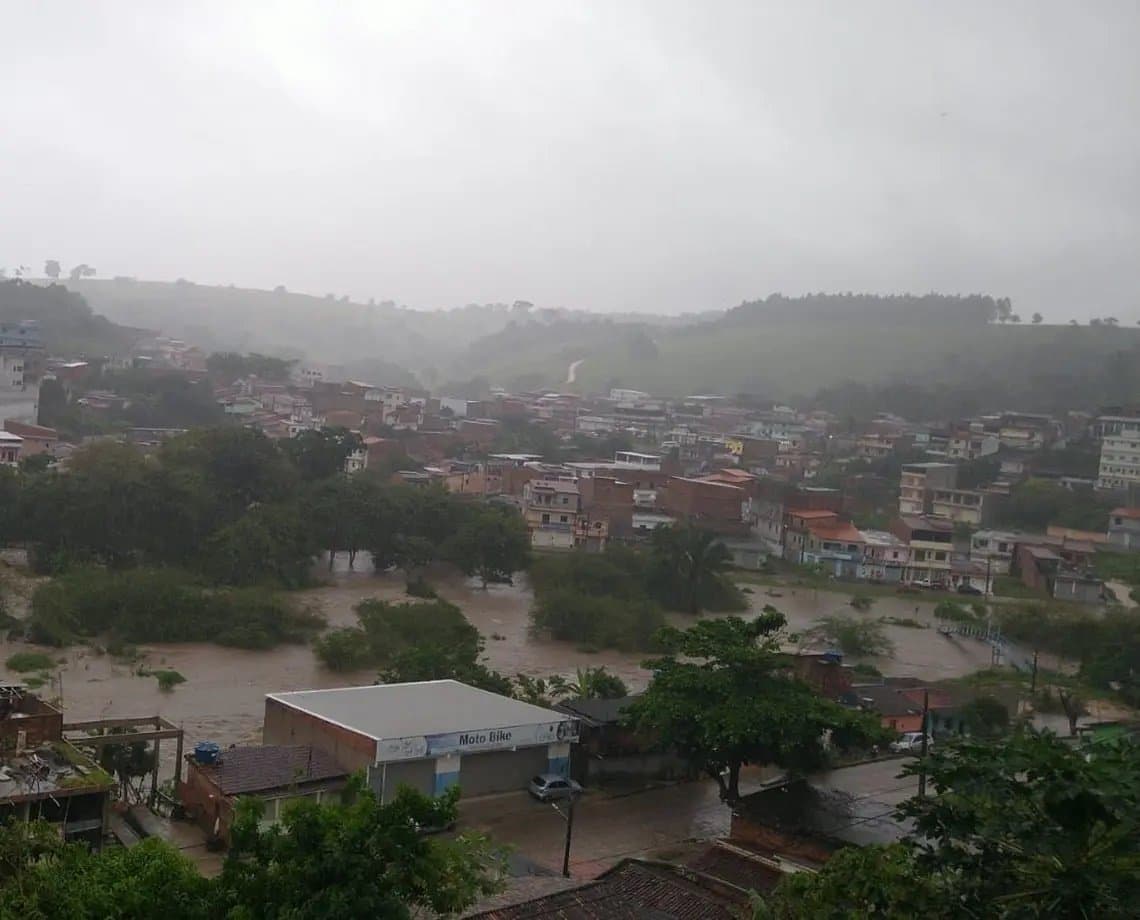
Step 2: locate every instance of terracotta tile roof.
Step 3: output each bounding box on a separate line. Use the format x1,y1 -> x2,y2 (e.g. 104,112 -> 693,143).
807,522 -> 864,542
789,509 -> 840,520
196,745 -> 347,796
467,859 -> 746,919
683,843 -> 784,893
2,420 -> 58,439
1111,507 -> 1140,520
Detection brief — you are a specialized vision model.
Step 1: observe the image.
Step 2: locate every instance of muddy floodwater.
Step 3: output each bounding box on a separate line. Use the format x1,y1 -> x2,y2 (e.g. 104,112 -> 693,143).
0,557 -> 996,751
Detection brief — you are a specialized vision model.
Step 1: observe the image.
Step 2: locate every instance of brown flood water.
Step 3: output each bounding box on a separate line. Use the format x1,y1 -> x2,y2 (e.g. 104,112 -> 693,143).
0,555 -> 995,752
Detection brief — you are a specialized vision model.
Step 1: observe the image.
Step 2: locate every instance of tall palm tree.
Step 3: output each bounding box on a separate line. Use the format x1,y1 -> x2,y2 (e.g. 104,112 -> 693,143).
652,525 -> 733,614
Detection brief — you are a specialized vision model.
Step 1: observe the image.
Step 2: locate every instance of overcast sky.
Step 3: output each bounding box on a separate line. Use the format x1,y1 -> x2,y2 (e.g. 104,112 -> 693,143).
3,1 -> 1138,320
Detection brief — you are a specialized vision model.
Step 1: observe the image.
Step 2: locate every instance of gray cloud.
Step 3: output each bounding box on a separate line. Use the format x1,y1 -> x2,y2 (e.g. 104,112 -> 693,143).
2,1 -> 1137,320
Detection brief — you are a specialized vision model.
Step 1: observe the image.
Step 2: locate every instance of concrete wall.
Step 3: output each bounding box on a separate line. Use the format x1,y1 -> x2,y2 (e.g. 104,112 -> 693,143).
0,697 -> 62,750
262,698 -> 375,772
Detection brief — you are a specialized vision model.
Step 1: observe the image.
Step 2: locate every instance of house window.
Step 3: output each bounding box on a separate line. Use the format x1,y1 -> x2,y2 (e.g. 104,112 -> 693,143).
560,515 -> 568,523
541,513 -> 550,524
561,496 -> 569,505
935,552 -> 947,561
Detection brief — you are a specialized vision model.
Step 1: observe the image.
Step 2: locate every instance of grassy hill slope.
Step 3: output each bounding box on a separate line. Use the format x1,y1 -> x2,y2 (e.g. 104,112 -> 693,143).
460,297 -> 1140,414
0,280 -> 139,357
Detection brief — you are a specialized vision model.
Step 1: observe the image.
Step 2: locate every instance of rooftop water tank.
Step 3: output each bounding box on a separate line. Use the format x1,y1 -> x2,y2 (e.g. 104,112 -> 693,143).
193,741 -> 221,765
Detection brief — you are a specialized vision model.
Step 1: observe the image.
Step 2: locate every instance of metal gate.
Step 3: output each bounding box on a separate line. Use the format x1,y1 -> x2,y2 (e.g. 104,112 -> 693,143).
456,748 -> 549,798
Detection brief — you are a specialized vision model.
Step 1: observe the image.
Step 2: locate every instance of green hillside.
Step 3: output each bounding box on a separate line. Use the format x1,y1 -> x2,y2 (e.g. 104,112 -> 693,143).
459,296 -> 1140,415
66,279 -> 694,388
0,280 -> 138,357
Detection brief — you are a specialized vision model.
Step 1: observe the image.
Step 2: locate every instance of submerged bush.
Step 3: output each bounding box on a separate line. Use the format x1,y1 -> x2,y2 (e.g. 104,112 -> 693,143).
5,652 -> 55,673
26,568 -> 323,649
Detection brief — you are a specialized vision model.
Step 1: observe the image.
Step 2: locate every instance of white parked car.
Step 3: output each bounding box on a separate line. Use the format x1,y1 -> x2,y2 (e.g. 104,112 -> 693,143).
890,732 -> 934,754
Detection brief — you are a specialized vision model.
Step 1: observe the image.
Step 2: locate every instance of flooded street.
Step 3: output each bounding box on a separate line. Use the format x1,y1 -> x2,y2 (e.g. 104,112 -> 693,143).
0,557 -> 996,753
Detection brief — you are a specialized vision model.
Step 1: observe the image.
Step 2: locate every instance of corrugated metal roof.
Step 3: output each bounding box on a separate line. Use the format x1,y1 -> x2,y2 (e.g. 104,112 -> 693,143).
267,680 -> 573,742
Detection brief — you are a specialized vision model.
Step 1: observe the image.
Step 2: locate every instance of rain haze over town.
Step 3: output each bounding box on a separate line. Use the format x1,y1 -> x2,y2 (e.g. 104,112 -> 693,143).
1,3 -> 1139,916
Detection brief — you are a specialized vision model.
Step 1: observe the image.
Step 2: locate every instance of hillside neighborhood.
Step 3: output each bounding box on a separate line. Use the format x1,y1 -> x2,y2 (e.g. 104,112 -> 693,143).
3,298 -> 1140,916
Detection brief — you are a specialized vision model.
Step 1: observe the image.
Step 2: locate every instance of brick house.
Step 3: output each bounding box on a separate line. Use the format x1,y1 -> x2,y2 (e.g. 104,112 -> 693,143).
179,744 -> 348,845
659,477 -> 748,536
1108,507 -> 1140,551
2,419 -> 57,456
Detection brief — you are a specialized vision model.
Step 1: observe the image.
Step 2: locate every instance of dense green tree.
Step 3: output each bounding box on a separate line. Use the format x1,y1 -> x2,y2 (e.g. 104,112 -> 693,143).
528,546 -> 668,651
958,694 -> 1010,738
0,787 -> 502,919
18,442 -> 149,570
1,832 -> 212,919
445,505 -> 531,587
379,644 -> 514,696
766,732 -> 1140,918
628,613 -> 885,803
757,844 -> 945,918
18,453 -> 51,474
202,502 -> 320,588
0,466 -> 20,545
314,599 -> 509,694
280,427 -> 360,482
159,427 -> 297,513
307,474 -> 379,570
220,783 -> 503,918
998,479 -> 1114,532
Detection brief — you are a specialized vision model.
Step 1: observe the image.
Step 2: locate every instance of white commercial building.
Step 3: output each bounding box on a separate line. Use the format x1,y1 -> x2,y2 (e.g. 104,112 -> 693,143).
264,681 -> 579,801
1098,419 -> 1140,491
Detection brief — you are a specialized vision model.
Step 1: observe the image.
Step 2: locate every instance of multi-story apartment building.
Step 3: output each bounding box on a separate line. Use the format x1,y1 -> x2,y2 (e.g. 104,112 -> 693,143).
928,486 -> 987,526
970,530 -> 1020,575
0,321 -> 44,424
522,478 -> 582,549
899,463 -> 957,515
859,531 -> 910,582
891,515 -> 954,587
945,427 -> 999,462
900,461 -> 989,525
1097,419 -> 1140,491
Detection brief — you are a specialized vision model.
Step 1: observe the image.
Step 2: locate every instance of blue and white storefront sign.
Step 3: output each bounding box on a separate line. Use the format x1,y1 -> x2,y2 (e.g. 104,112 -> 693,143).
375,720 -> 578,764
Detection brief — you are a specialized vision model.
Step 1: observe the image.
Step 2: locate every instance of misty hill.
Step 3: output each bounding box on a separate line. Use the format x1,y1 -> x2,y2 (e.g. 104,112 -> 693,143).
459,293 -> 1140,415
66,278 -> 696,389
51,280 -> 1140,416
0,280 -> 139,357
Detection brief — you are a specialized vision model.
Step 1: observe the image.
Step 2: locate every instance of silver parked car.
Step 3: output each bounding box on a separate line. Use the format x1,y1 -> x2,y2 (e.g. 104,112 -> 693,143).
528,774 -> 581,802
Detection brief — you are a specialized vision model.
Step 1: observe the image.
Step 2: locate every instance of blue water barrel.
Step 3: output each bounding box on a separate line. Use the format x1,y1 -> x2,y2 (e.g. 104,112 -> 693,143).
193,741 -> 221,765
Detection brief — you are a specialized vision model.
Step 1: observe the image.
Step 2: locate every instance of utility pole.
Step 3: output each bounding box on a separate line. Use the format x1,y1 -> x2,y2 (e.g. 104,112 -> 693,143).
557,791 -> 578,878
1030,650 -> 1040,694
918,688 -> 930,799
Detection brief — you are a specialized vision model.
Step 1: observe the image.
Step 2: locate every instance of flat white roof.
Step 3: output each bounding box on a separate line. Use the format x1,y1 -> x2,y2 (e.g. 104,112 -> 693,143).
267,680 -> 573,741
